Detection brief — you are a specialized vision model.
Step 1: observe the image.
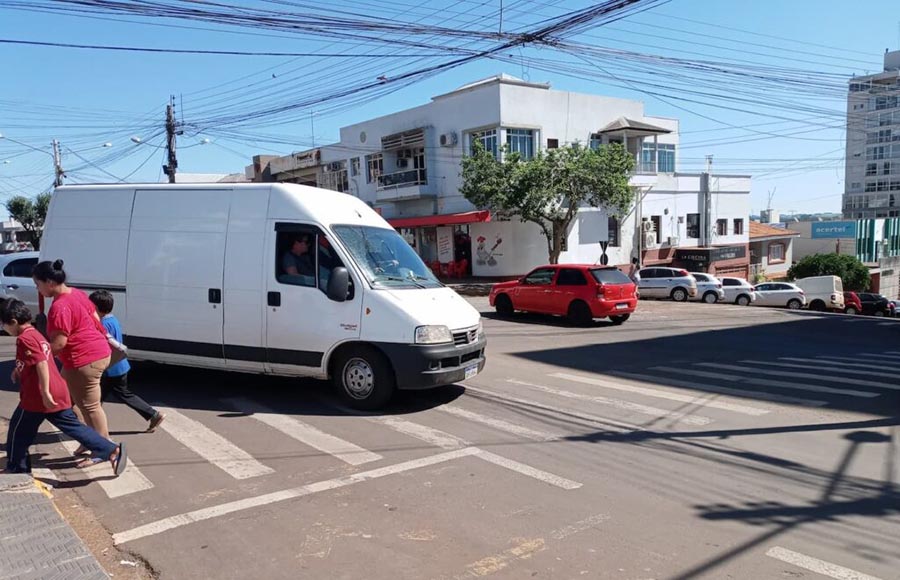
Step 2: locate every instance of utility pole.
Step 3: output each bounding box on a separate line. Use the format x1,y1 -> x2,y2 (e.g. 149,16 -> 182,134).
700,155 -> 713,247
163,96 -> 178,184
51,139 -> 64,187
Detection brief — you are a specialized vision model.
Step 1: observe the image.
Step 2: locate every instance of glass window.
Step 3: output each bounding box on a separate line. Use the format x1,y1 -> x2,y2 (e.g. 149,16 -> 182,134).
3,257 -> 37,278
693,273 -> 709,282
716,219 -> 727,236
506,128 -> 535,160
640,143 -> 656,173
556,268 -> 587,286
658,143 -> 675,173
651,215 -> 662,244
722,278 -> 739,286
607,215 -> 620,247
350,157 -> 360,177
523,268 -> 555,285
365,153 -> 383,183
276,231 -> 317,288
589,133 -> 603,150
318,161 -> 349,193
547,138 -> 559,149
686,214 -> 700,238
734,219 -> 744,235
470,128 -> 499,158
332,225 -> 440,288
867,163 -> 877,176
638,268 -> 658,279
590,268 -> 632,284
768,243 -> 785,263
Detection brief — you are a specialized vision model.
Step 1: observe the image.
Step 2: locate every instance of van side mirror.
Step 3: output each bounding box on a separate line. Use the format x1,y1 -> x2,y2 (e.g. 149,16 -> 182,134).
327,267 -> 350,302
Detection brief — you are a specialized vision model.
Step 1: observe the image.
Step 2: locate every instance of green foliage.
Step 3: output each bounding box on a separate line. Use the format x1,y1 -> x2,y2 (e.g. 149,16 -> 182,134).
461,142 -> 635,264
5,192 -> 51,250
787,253 -> 871,291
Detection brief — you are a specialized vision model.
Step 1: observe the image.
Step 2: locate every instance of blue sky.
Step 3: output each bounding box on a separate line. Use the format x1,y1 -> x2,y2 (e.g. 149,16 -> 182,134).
0,0 -> 897,216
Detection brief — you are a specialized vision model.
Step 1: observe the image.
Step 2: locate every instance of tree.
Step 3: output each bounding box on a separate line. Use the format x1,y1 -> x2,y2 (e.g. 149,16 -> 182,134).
788,253 -> 871,291
5,192 -> 51,251
461,142 -> 635,264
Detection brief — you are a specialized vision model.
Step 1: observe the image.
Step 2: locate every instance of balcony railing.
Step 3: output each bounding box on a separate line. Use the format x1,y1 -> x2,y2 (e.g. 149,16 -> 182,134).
377,167 -> 427,190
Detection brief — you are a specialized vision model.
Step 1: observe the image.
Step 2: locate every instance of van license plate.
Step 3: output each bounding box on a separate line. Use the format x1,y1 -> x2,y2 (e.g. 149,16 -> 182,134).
464,364 -> 478,379
615,303 -> 628,310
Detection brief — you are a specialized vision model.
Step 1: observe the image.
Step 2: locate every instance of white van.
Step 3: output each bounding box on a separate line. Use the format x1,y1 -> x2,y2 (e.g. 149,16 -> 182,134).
794,275 -> 844,312
40,183 -> 486,409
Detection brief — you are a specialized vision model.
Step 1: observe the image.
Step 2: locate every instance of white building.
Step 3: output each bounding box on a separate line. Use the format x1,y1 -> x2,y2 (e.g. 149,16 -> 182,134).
844,49 -> 900,219
251,75 -> 751,278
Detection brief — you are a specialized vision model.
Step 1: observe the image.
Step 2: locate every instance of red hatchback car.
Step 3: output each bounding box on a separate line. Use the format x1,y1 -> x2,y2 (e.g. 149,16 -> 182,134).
489,264 -> 638,326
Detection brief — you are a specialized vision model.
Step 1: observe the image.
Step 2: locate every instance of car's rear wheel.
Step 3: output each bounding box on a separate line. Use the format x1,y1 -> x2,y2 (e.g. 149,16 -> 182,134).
567,301 -> 593,326
874,310 -> 885,317
609,314 -> 630,325
495,294 -> 514,317
845,306 -> 858,315
671,287 -> 688,302
735,295 -> 751,306
702,291 -> 718,304
787,299 -> 802,310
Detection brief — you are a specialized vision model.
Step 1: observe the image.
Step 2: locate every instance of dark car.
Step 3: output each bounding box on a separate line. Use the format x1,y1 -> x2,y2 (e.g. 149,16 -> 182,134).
843,291 -> 863,315
856,292 -> 893,317
489,264 -> 638,326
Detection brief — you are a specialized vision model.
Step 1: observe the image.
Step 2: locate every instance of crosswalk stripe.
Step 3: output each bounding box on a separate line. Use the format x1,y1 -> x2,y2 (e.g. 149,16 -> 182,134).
368,416 -> 468,450
766,546 -> 883,580
225,398 -> 381,466
611,371 -> 827,408
472,449 -> 582,490
154,407 -> 274,480
59,439 -> 154,498
436,405 -> 559,441
697,362 -> 899,391
855,352 -> 900,361
815,355 -> 900,370
749,359 -> 900,380
506,378 -> 713,426
550,372 -> 769,416
653,366 -> 879,398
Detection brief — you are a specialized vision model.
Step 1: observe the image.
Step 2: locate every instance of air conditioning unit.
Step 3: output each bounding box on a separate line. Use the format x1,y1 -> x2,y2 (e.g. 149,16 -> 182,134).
642,219 -> 655,233
644,232 -> 658,248
396,158 -> 410,169
439,132 -> 458,147
667,236 -> 680,247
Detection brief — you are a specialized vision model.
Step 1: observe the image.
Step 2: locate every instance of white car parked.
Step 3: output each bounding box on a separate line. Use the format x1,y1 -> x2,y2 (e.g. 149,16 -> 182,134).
720,277 -> 757,306
0,251 -> 40,314
689,273 -> 726,304
752,282 -> 806,309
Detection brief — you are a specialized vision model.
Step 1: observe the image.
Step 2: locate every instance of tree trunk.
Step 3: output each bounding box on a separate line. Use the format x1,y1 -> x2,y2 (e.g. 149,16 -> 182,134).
548,222 -> 565,264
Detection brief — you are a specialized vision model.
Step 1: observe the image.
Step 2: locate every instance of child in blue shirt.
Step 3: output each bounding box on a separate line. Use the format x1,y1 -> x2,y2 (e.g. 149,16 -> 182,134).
89,291 -> 165,432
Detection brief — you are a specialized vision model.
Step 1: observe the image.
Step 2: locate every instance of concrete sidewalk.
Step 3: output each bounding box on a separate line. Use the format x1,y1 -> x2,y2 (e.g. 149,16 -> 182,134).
0,473 -> 108,580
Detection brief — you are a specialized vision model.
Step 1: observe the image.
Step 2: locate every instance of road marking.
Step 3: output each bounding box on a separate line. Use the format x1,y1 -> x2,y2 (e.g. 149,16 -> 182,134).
856,352 -> 900,361
783,356 -> 900,371
436,405 -> 559,441
748,359 -> 900,380
766,546 -> 883,580
154,407 -> 274,480
472,449 -> 582,490
697,362 -> 899,391
653,366 -> 879,398
549,513 -> 611,540
58,438 -> 154,498
226,397 -> 381,466
113,447 -> 480,545
550,372 -> 769,416
613,371 -> 827,407
368,416 -> 468,450
505,379 -> 712,426
815,355 -> 900,370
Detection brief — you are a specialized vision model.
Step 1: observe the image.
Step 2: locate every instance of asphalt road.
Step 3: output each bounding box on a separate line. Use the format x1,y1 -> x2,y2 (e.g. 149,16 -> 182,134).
1,299 -> 898,580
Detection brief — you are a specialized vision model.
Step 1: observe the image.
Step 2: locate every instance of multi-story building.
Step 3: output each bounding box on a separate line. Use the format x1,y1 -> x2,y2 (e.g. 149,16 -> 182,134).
250,74 -> 751,278
844,50 -> 900,219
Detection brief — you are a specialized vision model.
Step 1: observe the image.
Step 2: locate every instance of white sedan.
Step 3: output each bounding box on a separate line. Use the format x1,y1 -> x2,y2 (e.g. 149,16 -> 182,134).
720,277 -> 757,306
751,282 -> 806,309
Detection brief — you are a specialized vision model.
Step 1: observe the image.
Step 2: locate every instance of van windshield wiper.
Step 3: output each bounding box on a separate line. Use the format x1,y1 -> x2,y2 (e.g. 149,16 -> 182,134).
374,274 -> 426,289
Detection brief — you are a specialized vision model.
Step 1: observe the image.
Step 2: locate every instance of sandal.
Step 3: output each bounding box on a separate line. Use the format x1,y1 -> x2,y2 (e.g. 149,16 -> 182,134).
76,456 -> 104,469
72,445 -> 90,457
110,443 -> 127,476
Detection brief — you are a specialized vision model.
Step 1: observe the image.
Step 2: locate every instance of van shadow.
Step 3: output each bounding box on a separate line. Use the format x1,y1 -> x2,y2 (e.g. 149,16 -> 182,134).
481,311 -> 620,329
506,312 -> 900,416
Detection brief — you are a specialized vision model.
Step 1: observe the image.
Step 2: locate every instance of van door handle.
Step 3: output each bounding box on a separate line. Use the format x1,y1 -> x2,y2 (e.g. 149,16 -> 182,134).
208,288 -> 222,304
267,291 -> 281,307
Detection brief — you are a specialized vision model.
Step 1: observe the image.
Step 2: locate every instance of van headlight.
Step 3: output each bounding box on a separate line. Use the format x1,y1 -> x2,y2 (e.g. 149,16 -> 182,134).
415,325 -> 453,344
476,320 -> 484,338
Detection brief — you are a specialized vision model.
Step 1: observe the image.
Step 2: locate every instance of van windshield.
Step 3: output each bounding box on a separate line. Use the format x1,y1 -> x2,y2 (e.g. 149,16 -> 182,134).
332,225 -> 441,288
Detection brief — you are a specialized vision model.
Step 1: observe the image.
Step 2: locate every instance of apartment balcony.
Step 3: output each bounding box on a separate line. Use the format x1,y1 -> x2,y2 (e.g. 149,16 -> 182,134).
376,168 -> 435,202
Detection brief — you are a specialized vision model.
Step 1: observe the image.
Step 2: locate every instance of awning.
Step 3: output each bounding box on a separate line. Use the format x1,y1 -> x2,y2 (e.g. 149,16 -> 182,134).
387,210 -> 491,229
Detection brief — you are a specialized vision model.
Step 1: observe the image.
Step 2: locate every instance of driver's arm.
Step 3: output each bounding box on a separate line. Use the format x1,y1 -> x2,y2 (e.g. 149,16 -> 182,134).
282,253 -> 299,276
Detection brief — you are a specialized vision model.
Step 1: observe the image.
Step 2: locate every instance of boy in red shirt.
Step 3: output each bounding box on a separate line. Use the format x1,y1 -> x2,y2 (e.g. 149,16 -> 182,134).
2,299 -> 127,476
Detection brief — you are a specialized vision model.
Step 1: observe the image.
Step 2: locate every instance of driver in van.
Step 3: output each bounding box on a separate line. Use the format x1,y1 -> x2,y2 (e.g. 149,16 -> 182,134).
282,234 -> 315,277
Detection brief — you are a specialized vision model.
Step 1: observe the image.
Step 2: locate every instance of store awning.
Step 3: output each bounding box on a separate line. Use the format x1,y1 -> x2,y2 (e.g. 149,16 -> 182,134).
387,210 -> 491,229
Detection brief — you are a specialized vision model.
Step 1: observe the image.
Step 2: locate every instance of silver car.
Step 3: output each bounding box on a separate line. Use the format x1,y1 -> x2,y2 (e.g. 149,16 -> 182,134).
635,267 -> 698,302
0,251 -> 40,314
689,273 -> 726,304
720,277 -> 757,306
752,282 -> 807,309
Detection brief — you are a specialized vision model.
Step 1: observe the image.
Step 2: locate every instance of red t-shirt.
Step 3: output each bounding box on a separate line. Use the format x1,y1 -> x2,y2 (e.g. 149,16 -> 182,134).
46,288 -> 111,369
17,326 -> 72,413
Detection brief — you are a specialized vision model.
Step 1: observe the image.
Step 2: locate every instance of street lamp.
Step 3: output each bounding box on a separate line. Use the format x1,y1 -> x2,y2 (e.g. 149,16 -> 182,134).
130,136 -> 143,144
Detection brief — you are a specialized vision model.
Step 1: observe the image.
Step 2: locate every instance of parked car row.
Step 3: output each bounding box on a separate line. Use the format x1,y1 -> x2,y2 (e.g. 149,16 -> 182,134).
844,291 -> 895,317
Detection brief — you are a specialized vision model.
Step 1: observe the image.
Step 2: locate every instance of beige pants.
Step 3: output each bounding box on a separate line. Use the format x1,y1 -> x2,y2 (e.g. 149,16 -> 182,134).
63,356 -> 111,440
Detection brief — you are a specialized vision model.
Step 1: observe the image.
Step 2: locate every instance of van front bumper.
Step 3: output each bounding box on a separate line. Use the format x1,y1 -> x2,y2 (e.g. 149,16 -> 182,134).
376,335 -> 487,390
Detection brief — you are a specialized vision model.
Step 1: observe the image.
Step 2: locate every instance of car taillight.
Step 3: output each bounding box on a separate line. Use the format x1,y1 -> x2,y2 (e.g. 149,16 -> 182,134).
799,290 -> 804,294
678,269 -> 689,276
596,284 -> 605,297
716,284 -> 722,288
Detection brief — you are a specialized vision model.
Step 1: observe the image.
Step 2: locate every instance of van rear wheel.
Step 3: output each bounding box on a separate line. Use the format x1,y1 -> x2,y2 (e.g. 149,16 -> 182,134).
332,346 -> 395,410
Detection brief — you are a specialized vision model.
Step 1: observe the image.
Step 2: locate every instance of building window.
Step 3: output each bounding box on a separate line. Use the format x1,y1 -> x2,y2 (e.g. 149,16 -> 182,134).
365,153 -> 383,183
607,215 -> 619,247
470,128 -> 499,158
658,144 -> 675,172
547,138 -> 559,149
318,161 -> 349,193
506,128 -> 535,160
716,219 -> 727,236
768,243 -> 785,264
867,163 -> 878,176
734,218 -> 744,235
589,133 -> 603,150
350,157 -> 360,177
651,215 -> 662,244
686,213 -> 700,238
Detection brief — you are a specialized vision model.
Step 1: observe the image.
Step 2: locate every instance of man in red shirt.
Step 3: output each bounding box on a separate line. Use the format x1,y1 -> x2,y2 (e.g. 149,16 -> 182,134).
1,299 -> 126,476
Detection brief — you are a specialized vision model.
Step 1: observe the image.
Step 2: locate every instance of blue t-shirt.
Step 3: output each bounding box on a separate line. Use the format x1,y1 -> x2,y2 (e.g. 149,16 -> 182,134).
102,315 -> 131,377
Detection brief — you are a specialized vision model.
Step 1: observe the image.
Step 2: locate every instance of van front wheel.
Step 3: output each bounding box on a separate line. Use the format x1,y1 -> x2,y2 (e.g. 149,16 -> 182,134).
332,346 -> 395,410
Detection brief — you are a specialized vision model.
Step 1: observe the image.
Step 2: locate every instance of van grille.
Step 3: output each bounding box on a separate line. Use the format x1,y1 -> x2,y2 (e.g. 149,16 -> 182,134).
452,327 -> 478,346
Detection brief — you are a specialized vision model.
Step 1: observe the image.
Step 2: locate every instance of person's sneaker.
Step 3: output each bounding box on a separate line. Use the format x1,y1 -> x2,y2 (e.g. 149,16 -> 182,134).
147,412 -> 166,433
